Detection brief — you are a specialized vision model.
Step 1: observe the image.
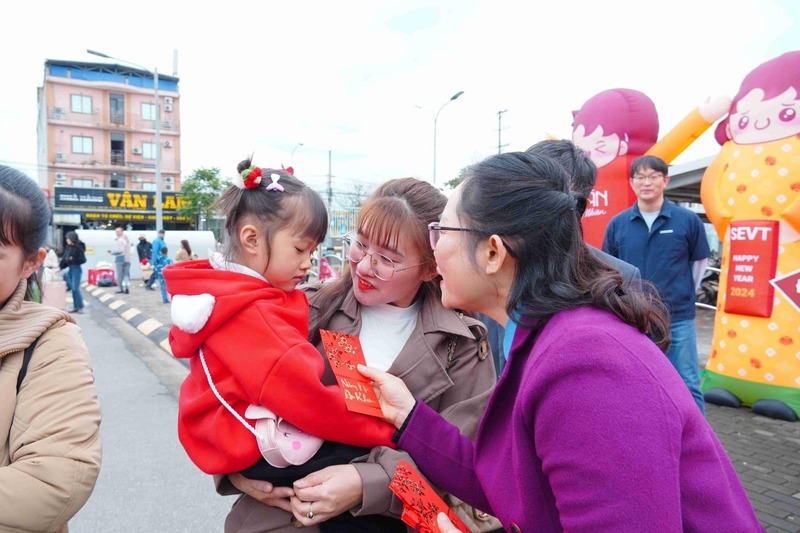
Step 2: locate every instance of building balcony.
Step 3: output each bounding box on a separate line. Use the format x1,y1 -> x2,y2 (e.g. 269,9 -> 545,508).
48,106 -> 180,133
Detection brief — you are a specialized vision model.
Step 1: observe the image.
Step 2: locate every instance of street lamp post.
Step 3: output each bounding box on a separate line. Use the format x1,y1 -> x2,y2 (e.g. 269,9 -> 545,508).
290,142 -> 304,166
87,49 -> 163,231
416,91 -> 464,185
497,109 -> 508,154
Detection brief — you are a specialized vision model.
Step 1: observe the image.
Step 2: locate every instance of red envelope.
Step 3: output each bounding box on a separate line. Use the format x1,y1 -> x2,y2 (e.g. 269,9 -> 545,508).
319,329 -> 385,418
401,506 -> 423,531
390,460 -> 472,533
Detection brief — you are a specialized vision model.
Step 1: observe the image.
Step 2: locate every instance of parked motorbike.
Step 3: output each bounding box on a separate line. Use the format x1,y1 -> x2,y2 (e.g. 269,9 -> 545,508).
696,252 -> 721,307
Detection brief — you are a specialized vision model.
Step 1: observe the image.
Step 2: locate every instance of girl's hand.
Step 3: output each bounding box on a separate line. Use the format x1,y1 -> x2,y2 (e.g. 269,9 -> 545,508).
437,512 -> 461,532
228,472 -> 294,512
357,364 -> 416,428
290,465 -> 363,526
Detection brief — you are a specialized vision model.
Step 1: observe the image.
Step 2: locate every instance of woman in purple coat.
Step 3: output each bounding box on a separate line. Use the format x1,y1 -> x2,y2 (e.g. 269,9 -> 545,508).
361,152 -> 763,532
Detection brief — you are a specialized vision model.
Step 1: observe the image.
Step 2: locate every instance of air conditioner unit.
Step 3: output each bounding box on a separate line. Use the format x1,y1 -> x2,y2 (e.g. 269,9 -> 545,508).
165,184 -> 175,192
53,107 -> 65,119
164,104 -> 173,113
132,147 -> 142,155
164,176 -> 175,184
163,140 -> 172,148
55,173 -> 67,180
131,175 -> 141,183
164,96 -> 173,105
55,152 -> 66,162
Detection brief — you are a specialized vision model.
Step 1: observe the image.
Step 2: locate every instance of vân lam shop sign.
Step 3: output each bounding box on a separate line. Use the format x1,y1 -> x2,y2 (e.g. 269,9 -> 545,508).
53,186 -> 187,212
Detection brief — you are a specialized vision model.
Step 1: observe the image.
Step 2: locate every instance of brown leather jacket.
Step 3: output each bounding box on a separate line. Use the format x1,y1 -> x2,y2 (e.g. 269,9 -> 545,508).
219,284 -> 499,531
307,285 -> 498,527
0,281 -> 102,532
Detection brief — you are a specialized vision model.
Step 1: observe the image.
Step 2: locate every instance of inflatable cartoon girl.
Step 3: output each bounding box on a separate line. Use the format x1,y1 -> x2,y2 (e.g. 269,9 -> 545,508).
700,51 -> 800,421
573,89 -> 730,247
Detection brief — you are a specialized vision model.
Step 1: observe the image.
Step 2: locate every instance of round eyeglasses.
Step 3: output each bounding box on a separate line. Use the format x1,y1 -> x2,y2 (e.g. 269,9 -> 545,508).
427,222 -> 518,258
631,173 -> 665,184
342,234 -> 430,281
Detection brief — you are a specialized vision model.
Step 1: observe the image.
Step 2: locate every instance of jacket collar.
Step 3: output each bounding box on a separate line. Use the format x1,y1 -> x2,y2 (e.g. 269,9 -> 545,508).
0,281 -> 73,358
333,283 -> 476,340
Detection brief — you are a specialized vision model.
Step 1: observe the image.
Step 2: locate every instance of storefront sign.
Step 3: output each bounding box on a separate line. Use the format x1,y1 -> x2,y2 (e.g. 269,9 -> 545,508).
54,186 -> 187,211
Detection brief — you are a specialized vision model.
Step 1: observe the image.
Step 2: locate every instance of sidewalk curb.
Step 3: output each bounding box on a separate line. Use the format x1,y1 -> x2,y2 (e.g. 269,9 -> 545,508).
80,283 -> 173,355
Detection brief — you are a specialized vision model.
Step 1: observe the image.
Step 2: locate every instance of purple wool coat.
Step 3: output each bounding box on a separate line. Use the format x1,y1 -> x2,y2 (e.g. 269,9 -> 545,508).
399,306 -> 763,532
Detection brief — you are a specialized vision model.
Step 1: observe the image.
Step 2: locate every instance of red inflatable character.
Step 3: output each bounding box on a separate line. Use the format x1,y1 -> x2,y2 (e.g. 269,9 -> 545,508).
572,89 -> 730,247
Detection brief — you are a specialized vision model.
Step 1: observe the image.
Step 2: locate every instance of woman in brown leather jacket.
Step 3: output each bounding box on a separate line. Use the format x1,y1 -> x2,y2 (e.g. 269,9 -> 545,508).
218,178 -> 500,532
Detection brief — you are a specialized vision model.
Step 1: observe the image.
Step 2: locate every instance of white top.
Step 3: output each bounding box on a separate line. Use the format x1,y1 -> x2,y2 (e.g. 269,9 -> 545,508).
359,300 -> 421,372
641,210 -> 660,231
209,252 -> 267,283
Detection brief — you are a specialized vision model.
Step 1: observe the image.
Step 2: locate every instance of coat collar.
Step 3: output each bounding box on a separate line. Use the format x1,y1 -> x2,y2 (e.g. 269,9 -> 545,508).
331,283 -> 477,340
0,281 -> 73,358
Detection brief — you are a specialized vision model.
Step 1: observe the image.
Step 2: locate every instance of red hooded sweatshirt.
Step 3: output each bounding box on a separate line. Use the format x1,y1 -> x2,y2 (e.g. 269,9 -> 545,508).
164,259 -> 396,474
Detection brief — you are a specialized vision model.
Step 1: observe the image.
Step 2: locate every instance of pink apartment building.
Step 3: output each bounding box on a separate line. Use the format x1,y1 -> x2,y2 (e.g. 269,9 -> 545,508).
37,59 -> 191,239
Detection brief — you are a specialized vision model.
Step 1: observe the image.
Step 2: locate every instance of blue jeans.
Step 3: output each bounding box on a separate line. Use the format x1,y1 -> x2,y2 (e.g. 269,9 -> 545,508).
67,265 -> 84,309
159,276 -> 169,303
666,319 -> 705,414
116,261 -> 131,291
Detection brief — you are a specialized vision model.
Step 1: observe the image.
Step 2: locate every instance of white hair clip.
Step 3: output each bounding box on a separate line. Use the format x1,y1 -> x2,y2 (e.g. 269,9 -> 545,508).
265,173 -> 285,192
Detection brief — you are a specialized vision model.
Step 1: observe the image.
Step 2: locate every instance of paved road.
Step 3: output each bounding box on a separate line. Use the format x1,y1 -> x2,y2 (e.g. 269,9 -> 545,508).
68,281 -> 800,532
65,287 -> 235,532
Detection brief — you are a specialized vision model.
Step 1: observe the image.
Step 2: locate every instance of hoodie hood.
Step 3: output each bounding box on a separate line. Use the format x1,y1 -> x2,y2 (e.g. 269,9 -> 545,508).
163,259 -> 309,359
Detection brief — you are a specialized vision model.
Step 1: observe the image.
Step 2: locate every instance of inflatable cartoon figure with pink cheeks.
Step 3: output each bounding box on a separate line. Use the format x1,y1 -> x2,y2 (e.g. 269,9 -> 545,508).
701,51 -> 800,421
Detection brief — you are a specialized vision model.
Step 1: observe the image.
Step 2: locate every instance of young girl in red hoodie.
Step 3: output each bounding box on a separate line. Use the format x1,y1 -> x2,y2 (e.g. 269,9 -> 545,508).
164,159 -> 396,527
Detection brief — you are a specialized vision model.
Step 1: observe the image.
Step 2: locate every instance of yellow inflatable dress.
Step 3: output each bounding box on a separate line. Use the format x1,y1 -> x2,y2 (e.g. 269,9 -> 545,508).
700,51 -> 800,421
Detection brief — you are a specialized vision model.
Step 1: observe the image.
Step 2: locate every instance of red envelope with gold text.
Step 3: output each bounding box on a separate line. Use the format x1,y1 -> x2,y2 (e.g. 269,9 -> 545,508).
319,329 -> 385,418
390,460 -> 472,533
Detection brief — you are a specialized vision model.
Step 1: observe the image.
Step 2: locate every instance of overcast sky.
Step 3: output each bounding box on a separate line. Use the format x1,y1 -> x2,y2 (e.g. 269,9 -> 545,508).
2,0 -> 799,198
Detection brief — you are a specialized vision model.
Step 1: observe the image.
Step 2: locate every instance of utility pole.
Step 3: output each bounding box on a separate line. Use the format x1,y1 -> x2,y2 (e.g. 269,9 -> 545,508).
497,109 -> 509,154
327,150 -> 333,213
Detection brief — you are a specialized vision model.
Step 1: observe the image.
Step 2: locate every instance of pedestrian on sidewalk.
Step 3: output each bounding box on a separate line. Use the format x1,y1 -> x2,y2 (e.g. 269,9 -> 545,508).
136,233 -> 152,264
153,246 -> 173,304
145,229 -> 165,290
0,164 -> 102,532
60,231 -> 86,314
175,239 -> 197,262
109,225 -> 132,294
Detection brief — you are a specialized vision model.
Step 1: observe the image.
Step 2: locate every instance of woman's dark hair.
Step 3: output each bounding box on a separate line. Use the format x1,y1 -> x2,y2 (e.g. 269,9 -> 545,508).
65,230 -> 80,244
180,239 -> 192,256
214,157 -> 328,263
0,165 -> 51,301
458,152 -> 670,351
308,177 -> 446,344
